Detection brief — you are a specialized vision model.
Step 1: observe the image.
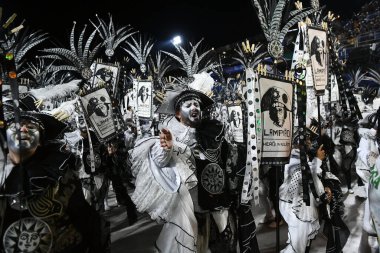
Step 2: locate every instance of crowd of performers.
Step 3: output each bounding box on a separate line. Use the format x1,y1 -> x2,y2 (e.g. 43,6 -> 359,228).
1,72 -> 380,253
0,1 -> 380,253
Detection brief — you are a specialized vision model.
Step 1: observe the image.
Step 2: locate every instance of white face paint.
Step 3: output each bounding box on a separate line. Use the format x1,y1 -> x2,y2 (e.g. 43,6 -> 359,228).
6,120 -> 41,154
178,99 -> 202,127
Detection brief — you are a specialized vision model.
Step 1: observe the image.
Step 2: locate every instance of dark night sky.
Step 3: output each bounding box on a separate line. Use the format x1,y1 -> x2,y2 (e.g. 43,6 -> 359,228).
1,0 -> 374,49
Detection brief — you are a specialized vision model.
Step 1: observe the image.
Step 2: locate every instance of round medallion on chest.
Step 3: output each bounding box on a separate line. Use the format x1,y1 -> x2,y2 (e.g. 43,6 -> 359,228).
201,163 -> 225,194
3,217 -> 53,253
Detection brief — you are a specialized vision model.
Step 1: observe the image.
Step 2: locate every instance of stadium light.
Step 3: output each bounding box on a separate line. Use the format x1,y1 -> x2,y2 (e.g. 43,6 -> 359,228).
171,35 -> 182,46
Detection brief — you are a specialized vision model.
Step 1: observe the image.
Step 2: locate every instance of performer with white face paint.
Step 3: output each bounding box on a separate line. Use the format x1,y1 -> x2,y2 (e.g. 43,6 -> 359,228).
129,84 -> 260,252
6,118 -> 41,164
175,98 -> 202,127
0,111 -> 109,253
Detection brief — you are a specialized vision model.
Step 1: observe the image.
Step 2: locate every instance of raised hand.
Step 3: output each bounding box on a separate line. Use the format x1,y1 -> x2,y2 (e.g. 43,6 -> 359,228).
160,128 -> 173,150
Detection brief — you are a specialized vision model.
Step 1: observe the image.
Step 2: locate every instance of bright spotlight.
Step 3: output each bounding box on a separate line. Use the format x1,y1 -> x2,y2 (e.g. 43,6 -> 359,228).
171,35 -> 182,46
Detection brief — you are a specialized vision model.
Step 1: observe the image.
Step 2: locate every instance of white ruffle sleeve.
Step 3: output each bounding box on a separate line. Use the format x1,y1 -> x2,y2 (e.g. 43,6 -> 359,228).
129,137 -> 198,252
129,137 -> 180,221
129,137 -> 197,220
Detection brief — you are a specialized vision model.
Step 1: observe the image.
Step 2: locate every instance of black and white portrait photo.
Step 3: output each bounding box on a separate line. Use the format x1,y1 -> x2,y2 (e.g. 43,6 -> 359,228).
259,77 -> 293,164
124,88 -> 135,114
86,96 -> 110,118
227,105 -> 244,143
91,62 -> 120,95
79,87 -> 117,142
311,36 -> 326,68
307,27 -> 328,93
136,81 -> 153,118
138,86 -> 150,104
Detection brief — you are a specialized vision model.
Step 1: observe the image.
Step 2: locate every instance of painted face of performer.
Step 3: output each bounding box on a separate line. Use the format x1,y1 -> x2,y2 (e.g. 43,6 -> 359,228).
17,230 -> 40,252
177,99 -> 202,127
6,119 -> 41,154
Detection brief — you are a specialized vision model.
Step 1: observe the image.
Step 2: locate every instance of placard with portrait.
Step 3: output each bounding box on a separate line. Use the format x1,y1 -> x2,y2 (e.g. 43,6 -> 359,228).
307,27 -> 329,94
136,80 -> 153,119
259,76 -> 294,165
79,87 -> 118,142
90,62 -> 120,96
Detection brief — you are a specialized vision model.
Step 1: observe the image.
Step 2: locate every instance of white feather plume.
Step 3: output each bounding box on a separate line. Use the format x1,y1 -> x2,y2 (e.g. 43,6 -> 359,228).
188,72 -> 214,95
29,79 -> 81,100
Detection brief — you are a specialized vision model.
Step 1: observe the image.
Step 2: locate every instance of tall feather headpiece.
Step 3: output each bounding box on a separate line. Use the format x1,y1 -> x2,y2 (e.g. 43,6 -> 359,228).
122,33 -> 154,75
90,13 -> 136,59
251,0 -> 316,59
39,21 -> 101,82
162,38 -> 219,78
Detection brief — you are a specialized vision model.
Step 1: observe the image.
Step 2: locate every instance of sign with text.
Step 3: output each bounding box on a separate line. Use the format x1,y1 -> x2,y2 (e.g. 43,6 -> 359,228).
90,62 -> 120,96
79,87 -> 117,142
307,27 -> 329,94
136,81 -> 153,119
259,77 -> 294,165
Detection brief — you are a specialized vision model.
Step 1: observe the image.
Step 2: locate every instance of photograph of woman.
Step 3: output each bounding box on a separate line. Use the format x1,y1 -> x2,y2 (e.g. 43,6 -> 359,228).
228,105 -> 244,143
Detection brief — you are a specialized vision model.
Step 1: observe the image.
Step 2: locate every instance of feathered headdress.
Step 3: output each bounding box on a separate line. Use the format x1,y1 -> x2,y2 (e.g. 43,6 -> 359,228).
162,38 -> 218,78
90,13 -> 136,59
122,33 -> 154,75
40,22 -> 101,82
250,0 -> 316,59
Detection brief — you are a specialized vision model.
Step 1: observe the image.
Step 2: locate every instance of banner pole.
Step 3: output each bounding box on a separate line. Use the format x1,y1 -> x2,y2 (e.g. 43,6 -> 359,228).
276,165 -> 281,253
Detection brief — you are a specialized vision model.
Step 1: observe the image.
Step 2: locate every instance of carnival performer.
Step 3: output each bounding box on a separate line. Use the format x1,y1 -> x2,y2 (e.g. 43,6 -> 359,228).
317,133 -> 350,253
279,129 -> 332,253
0,111 -> 109,253
103,138 -> 138,225
128,75 -> 258,252
356,110 -> 380,251
339,126 -> 358,194
369,123 -> 380,250
76,122 -> 110,212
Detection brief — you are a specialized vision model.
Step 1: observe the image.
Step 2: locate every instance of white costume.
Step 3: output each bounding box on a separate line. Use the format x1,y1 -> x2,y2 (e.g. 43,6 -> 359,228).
357,128 -> 380,246
128,116 -> 198,252
279,149 -> 325,253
